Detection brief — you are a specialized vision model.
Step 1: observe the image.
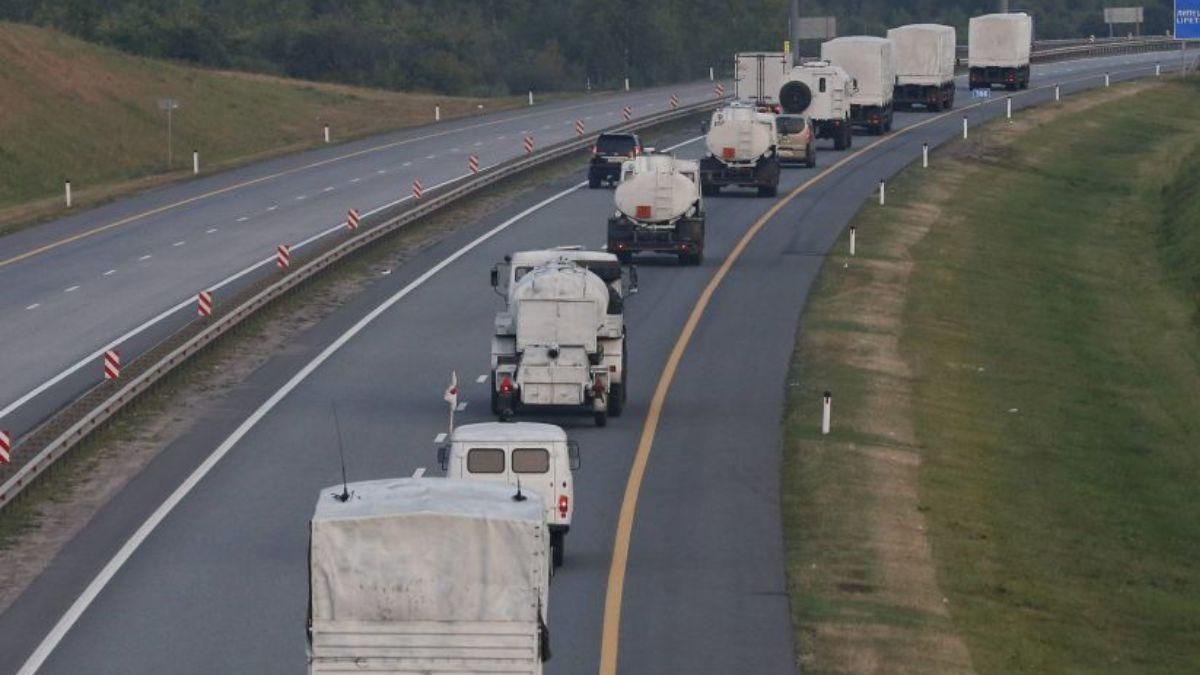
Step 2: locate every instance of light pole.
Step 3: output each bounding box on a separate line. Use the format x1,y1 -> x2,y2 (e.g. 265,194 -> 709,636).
157,98 -> 181,169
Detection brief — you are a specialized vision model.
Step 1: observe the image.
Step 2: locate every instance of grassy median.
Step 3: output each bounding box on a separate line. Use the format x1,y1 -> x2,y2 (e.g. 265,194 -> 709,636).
784,78 -> 1200,674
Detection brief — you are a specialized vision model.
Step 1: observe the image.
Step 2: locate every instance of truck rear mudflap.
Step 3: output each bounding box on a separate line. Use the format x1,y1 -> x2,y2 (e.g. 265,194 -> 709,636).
607,216 -> 705,262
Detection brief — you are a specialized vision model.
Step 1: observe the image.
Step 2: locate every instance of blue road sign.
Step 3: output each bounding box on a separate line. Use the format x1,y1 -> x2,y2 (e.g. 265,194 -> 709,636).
971,88 -> 992,99
1177,0 -> 1200,40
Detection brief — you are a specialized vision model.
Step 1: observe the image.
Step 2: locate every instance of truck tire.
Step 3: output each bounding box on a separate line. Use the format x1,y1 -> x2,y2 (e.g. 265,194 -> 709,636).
701,182 -> 720,197
833,129 -> 847,151
551,531 -> 565,568
806,146 -> 817,169
757,185 -> 777,197
608,347 -> 627,416
490,373 -> 501,415
594,409 -> 608,427
588,174 -> 601,189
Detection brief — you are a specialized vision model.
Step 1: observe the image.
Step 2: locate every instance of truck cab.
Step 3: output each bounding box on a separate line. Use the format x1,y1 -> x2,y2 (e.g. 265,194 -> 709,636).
438,422 -> 580,568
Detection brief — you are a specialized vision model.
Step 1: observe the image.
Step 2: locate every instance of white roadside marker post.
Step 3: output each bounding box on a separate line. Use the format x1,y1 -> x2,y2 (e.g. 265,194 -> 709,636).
821,391 -> 832,435
879,179 -> 886,206
624,78 -> 630,92
849,226 -> 856,256
709,66 -> 714,81
64,179 -> 72,207
528,91 -> 534,106
1006,96 -> 1012,120
192,150 -> 199,175
962,115 -> 969,140
922,142 -> 929,168
323,124 -> 330,143
1055,83 -> 1061,101
435,105 -> 441,122
1105,72 -> 1111,87
1156,62 -> 1161,77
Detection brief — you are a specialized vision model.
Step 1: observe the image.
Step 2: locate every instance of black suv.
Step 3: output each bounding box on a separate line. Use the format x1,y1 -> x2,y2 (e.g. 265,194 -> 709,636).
588,133 -> 642,188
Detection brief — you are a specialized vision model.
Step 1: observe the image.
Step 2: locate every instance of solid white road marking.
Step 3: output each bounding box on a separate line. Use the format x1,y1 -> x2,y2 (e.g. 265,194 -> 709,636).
434,433 -> 447,443
64,286 -> 80,293
476,374 -> 488,383
412,467 -> 426,478
104,270 -> 117,276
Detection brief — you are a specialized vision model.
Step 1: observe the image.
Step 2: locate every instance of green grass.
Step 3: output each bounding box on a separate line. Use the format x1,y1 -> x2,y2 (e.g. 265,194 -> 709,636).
784,78 -> 1200,674
0,22 -> 522,228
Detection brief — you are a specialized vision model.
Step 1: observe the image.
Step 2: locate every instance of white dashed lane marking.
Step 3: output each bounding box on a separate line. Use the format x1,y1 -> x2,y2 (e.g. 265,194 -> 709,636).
412,467 -> 426,478
377,169 -> 387,174
173,241 -> 186,247
425,155 -> 436,159
138,255 -> 152,261
296,195 -> 307,201
323,187 -> 334,192
455,401 -> 468,412
266,205 -> 278,211
25,304 -> 39,310
64,285 -> 80,293
349,177 -> 361,183
103,269 -> 117,276
434,433 -> 447,443
476,374 -> 488,383
236,216 -> 249,222
206,228 -> 218,234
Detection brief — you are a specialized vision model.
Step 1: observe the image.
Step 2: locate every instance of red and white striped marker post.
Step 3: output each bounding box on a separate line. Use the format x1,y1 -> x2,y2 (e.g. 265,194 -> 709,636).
669,94 -> 679,109
523,136 -> 534,154
104,350 -> 120,380
621,106 -> 632,121
276,244 -> 291,270
468,154 -> 480,174
412,180 -> 424,200
714,83 -> 725,97
197,291 -> 213,317
0,430 -> 11,465
574,120 -> 585,136
346,208 -> 360,231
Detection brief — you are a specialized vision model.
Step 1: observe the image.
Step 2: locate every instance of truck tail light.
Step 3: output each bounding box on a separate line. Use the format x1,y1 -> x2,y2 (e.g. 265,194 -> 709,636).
558,495 -> 569,518
591,145 -> 598,154
500,376 -> 515,394
592,374 -> 605,395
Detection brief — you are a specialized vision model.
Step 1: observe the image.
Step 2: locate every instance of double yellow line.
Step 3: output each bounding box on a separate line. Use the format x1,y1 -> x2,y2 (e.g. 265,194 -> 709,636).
596,62 -> 1158,673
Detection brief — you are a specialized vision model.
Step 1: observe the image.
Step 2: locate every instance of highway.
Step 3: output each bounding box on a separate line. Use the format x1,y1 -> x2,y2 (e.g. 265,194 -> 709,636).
0,81 -> 722,442
0,49 -> 1183,674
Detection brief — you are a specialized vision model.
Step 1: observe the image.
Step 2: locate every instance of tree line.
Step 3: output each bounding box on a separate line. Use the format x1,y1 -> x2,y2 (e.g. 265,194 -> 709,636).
0,1 -> 1174,96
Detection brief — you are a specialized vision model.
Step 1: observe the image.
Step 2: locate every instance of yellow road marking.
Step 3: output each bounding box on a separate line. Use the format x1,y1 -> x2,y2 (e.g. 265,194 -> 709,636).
596,63 -> 1150,673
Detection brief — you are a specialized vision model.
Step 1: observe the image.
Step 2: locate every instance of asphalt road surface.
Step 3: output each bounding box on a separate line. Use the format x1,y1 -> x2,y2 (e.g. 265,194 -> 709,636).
0,50 -> 1183,674
0,81 -> 724,440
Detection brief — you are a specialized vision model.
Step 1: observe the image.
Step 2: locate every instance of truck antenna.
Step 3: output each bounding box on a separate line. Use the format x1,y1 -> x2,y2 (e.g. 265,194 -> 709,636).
513,475 -> 528,502
331,401 -> 351,502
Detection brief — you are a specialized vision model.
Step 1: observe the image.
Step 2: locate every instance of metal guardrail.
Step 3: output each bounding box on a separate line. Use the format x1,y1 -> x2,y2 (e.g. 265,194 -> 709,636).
0,95 -> 724,511
956,35 -> 1178,61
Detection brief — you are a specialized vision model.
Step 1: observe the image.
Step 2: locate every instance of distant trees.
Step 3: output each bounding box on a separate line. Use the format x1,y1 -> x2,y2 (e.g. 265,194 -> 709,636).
0,1 -> 1174,95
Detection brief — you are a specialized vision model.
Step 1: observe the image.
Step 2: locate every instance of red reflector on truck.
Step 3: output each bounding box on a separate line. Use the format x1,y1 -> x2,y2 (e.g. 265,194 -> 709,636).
558,495 -> 569,517
636,205 -> 652,219
722,147 -> 735,159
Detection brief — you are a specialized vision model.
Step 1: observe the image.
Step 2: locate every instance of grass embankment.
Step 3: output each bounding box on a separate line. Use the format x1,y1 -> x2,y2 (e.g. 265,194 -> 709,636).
0,22 -> 521,231
784,78 -> 1200,674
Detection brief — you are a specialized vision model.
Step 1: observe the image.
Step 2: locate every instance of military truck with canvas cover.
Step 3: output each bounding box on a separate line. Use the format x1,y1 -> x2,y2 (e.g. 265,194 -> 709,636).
699,104 -> 781,197
889,24 -> 957,111
491,259 -> 626,426
307,478 -> 550,674
607,152 -> 705,265
969,13 -> 1033,90
778,61 -> 855,150
821,36 -> 897,134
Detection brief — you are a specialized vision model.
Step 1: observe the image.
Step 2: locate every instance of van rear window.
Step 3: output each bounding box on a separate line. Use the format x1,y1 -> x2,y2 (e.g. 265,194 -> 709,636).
596,135 -> 637,155
467,448 -> 505,473
512,448 -> 550,473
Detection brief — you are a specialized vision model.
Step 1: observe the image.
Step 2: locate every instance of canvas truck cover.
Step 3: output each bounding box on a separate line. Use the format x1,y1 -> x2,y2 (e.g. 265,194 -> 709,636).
821,37 -> 897,106
888,24 -> 957,86
511,263 -> 609,352
309,478 -> 547,626
969,13 -> 1033,68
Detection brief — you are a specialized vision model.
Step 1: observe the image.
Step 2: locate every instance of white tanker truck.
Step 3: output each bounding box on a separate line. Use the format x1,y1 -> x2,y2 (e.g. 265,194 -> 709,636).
699,103 -> 781,197
607,153 -> 705,265
491,259 -> 626,427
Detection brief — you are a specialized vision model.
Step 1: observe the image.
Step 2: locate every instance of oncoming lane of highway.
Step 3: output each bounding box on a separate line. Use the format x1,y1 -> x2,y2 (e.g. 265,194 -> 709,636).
0,49 -> 1183,674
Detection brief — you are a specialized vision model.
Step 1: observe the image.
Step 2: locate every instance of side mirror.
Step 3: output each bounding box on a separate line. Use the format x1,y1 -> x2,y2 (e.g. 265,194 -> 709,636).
627,265 -> 639,295
567,441 -> 581,470
436,445 -> 449,471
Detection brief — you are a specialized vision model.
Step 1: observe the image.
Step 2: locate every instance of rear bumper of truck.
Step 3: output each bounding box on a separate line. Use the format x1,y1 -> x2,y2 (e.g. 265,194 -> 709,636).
607,216 -> 704,257
699,155 -> 778,188
969,65 -> 1029,88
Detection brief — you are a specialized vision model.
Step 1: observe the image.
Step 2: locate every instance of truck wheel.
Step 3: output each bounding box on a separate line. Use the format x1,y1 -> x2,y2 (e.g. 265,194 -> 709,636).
490,373 -> 501,415
701,183 -> 720,197
588,174 -> 601,189
615,251 -> 633,264
594,409 -> 608,427
607,383 -> 625,416
757,185 -> 777,198
551,531 -> 565,568
833,132 -> 846,151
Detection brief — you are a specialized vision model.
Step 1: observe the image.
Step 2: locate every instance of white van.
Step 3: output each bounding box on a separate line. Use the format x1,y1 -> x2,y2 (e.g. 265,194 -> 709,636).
438,422 -> 580,568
